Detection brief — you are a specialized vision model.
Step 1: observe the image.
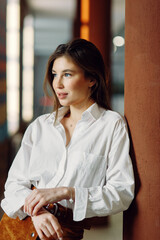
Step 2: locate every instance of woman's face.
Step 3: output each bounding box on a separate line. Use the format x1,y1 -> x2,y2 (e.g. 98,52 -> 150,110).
52,56 -> 95,108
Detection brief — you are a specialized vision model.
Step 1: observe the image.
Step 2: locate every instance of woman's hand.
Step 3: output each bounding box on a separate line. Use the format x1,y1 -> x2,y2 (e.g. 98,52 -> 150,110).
24,187 -> 73,216
31,208 -> 63,240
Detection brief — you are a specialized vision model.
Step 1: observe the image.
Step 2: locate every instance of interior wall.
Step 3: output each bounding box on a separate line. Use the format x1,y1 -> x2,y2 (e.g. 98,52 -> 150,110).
0,0 -> 9,219
0,0 -> 7,142
33,16 -> 73,119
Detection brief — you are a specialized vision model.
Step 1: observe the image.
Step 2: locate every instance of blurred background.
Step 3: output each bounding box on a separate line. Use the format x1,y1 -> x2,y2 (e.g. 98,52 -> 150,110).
0,0 -> 126,239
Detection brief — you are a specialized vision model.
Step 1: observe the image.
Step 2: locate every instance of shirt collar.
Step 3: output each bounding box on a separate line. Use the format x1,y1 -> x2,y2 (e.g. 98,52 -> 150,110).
47,106 -> 69,125
81,103 -> 105,122
48,103 -> 105,125
54,106 -> 70,126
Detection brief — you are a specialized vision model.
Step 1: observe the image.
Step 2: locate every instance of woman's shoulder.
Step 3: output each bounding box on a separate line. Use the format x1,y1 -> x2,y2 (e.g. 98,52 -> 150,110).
102,109 -> 127,129
22,113 -> 55,141
25,113 -> 55,132
103,109 -> 125,121
34,113 -> 55,124
32,112 -> 56,124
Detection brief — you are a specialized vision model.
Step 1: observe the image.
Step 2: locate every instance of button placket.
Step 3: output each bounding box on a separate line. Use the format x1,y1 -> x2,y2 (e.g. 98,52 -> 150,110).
46,150 -> 67,188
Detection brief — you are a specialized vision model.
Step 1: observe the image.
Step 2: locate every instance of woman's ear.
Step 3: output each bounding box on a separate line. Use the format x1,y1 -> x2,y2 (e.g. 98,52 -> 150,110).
89,78 -> 96,87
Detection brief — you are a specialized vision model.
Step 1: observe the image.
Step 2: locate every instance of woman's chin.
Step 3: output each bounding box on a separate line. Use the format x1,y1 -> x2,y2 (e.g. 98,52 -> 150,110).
59,101 -> 70,107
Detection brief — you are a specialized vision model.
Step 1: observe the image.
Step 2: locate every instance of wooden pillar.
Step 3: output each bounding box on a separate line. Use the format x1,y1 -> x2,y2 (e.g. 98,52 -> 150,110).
124,0 -> 160,239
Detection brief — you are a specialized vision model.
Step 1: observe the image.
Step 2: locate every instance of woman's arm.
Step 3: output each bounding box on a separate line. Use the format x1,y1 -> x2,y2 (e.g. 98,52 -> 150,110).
25,120 -> 134,223
24,187 -> 75,216
1,123 -> 35,219
73,123 -> 134,221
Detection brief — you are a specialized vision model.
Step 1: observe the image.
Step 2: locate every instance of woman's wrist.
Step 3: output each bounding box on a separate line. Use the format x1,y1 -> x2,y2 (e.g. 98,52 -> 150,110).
68,188 -> 74,204
61,187 -> 75,202
67,187 -> 75,203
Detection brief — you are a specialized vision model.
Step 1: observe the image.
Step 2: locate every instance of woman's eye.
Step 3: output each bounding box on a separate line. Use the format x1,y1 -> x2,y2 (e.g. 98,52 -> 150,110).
64,73 -> 71,77
52,73 -> 57,78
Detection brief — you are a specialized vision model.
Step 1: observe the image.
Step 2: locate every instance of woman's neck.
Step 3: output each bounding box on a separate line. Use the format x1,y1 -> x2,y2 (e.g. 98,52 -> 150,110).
69,100 -> 95,122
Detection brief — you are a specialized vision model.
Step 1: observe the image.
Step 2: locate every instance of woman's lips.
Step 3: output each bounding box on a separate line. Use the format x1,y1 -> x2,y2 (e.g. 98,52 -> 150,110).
57,93 -> 68,99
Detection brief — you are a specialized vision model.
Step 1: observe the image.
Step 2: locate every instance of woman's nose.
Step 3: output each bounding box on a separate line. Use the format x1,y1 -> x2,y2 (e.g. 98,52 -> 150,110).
54,76 -> 64,89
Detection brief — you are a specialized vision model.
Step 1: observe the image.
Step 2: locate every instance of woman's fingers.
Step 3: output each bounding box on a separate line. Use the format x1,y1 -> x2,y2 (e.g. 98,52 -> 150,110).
27,198 -> 45,216
36,228 -> 45,240
25,189 -> 37,203
24,190 -> 37,213
50,216 -> 63,239
40,224 -> 53,239
42,214 -> 62,239
31,200 -> 44,216
24,187 -> 68,216
28,198 -> 40,216
32,211 -> 63,240
25,189 -> 46,215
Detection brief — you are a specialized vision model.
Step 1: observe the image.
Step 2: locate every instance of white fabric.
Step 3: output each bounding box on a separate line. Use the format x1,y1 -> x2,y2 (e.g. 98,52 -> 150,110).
1,103 -> 134,221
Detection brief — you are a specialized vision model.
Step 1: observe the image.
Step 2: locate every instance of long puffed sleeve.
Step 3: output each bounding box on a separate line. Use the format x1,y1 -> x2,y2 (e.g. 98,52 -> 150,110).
73,122 -> 135,221
1,123 -> 35,219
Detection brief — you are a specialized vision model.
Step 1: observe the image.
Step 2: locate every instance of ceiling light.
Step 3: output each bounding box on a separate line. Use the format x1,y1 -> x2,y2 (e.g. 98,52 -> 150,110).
113,36 -> 125,47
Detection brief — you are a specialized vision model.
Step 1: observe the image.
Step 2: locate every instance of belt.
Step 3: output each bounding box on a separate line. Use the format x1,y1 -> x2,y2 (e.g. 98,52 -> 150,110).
31,186 -> 91,230
31,187 -> 107,230
44,203 -> 91,230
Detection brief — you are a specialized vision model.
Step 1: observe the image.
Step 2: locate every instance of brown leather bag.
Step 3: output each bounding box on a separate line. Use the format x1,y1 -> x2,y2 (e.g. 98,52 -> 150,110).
0,213 -> 38,240
0,206 -> 108,240
0,185 -> 38,240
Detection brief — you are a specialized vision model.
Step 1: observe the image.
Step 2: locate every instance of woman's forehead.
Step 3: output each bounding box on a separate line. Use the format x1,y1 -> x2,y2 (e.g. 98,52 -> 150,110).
52,56 -> 82,72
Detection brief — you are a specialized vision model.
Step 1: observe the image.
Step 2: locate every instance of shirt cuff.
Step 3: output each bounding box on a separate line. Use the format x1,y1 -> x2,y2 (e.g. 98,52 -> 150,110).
1,188 -> 32,220
73,187 -> 88,221
1,198 -> 27,220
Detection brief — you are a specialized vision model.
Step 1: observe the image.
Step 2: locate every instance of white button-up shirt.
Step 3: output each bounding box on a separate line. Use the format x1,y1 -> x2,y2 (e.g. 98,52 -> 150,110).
1,103 -> 134,221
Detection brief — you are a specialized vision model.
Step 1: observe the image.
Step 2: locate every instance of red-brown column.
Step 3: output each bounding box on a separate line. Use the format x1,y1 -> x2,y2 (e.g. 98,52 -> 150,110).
124,1 -> 160,239
89,0 -> 111,70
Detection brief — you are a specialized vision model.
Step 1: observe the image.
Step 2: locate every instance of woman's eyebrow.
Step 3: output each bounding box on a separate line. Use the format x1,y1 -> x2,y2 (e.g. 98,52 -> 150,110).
52,69 -> 76,73
62,69 -> 75,73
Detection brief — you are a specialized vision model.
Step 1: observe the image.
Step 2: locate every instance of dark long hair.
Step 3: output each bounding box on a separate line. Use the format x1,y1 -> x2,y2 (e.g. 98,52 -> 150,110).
43,38 -> 110,119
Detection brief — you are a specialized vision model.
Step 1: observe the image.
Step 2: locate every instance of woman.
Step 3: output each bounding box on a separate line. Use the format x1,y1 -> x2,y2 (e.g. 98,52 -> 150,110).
1,39 -> 134,240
